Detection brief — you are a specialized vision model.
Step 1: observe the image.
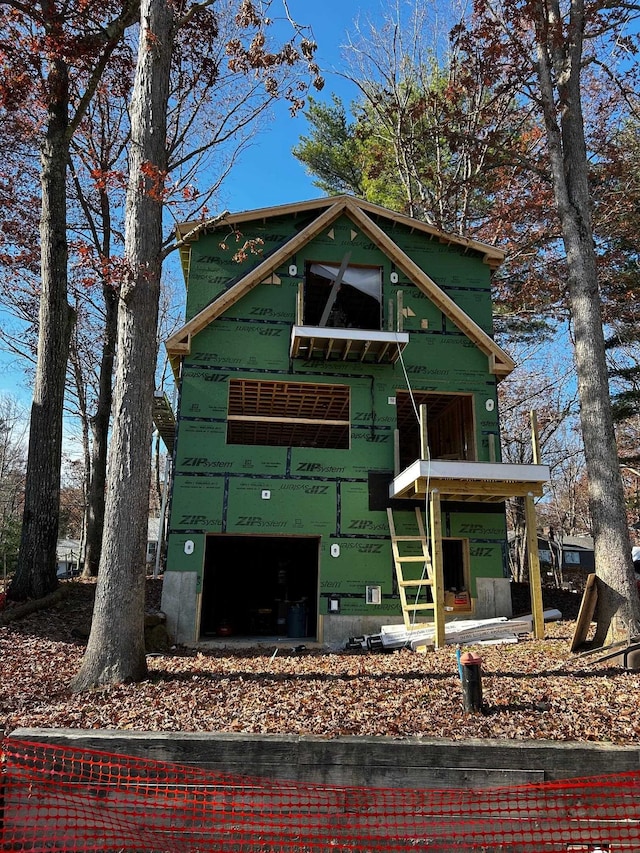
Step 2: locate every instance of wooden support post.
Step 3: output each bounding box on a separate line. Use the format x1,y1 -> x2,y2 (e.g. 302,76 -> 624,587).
394,428 -> 401,477
296,282 -> 304,325
530,410 -> 541,465
397,290 -> 404,332
419,403 -> 429,461
429,490 -> 446,649
524,492 -> 545,639
488,433 -> 497,463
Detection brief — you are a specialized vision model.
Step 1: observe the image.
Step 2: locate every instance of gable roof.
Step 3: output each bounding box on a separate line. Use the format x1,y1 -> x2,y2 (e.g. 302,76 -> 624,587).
167,196 -> 514,377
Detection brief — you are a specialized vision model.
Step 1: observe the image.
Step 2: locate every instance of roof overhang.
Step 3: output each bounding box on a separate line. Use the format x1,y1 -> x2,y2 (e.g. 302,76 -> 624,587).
174,195 -> 505,274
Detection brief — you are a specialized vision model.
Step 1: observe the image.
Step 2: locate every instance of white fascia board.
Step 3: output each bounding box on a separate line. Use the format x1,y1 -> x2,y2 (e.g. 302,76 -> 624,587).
292,325 -> 410,345
390,459 -> 551,498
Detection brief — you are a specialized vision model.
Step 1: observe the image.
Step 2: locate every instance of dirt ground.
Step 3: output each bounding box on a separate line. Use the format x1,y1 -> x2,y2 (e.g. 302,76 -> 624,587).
2,576 -> 638,744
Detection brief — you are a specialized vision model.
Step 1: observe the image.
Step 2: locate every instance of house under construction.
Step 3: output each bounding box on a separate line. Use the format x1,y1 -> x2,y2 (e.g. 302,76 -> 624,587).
157,196 -> 549,646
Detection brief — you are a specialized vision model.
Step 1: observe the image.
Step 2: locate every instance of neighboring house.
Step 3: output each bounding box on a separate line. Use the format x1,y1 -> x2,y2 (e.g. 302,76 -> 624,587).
538,535 -> 595,574
56,539 -> 82,578
57,522 -> 163,578
159,196 -> 549,645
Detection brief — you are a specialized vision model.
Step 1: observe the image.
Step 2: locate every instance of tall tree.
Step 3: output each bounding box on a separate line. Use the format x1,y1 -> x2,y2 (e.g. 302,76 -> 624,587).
72,0 -> 322,690
457,0 -> 640,642
2,0 -> 320,584
292,0 -> 566,334
73,0 -> 173,687
293,94 -> 365,197
67,76 -> 130,577
2,0 -> 138,601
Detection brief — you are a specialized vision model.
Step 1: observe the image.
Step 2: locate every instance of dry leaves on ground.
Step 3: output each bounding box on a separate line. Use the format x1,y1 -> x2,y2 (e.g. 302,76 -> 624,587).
1,578 -> 638,744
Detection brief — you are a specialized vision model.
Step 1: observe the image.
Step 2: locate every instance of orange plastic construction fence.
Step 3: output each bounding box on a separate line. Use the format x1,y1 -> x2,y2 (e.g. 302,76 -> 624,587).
2,737 -> 639,852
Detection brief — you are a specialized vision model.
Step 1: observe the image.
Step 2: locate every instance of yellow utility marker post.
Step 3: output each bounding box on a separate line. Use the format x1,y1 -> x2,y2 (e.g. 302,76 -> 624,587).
527,410 -> 545,639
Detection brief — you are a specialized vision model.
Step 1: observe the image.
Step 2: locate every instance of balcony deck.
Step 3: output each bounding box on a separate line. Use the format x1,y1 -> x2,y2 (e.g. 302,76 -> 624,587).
390,458 -> 550,503
290,325 -> 409,364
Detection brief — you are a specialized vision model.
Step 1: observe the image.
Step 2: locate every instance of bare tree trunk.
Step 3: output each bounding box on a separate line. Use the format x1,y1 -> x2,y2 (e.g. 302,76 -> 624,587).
72,0 -> 174,689
9,55 -> 74,601
68,323 -> 91,574
534,0 -> 640,642
83,286 -> 118,577
508,497 -> 528,582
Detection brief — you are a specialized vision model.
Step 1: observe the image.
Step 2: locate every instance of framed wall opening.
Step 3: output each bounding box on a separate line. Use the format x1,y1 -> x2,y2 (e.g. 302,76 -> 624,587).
201,535 -> 320,639
442,537 -> 470,592
396,391 -> 476,470
227,379 -> 350,448
303,261 -> 383,330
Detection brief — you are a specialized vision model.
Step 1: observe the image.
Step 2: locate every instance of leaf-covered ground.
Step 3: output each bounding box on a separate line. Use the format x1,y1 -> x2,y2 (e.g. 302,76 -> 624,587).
1,578 -> 638,743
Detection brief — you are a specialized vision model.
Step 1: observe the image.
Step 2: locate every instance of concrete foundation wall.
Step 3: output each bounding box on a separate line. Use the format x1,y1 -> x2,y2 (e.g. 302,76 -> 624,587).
474,577 -> 512,619
161,574 -> 514,647
321,613 -> 405,646
161,571 -> 199,645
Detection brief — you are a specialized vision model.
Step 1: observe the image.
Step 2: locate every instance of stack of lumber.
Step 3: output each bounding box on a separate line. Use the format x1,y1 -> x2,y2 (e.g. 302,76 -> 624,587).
347,609 -> 563,652
378,617 -> 533,651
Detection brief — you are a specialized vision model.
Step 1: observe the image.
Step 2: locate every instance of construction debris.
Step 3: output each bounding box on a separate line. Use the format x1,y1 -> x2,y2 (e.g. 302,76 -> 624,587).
347,610 -> 563,653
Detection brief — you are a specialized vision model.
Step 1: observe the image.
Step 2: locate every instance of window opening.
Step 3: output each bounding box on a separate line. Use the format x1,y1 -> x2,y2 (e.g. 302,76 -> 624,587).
564,551 -> 581,565
227,378 -> 350,448
303,261 -> 382,330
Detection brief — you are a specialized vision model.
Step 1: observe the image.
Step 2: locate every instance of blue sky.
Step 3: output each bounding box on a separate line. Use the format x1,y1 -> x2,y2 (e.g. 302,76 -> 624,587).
214,0 -> 368,212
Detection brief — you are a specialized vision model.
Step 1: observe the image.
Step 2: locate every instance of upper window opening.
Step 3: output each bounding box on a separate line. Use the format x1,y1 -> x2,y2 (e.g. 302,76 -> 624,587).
303,262 -> 382,331
227,379 -> 350,449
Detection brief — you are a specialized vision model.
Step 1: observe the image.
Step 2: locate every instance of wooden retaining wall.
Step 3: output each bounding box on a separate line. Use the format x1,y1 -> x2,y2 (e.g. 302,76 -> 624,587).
6,728 -> 640,789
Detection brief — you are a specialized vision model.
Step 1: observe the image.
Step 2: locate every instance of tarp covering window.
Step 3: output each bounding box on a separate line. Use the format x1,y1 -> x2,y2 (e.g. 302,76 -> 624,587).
310,264 -> 382,302
304,263 -> 383,330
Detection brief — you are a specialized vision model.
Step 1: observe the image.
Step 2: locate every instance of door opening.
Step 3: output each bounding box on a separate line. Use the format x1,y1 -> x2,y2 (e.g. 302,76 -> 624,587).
201,535 -> 319,639
396,391 -> 476,470
442,538 -> 469,591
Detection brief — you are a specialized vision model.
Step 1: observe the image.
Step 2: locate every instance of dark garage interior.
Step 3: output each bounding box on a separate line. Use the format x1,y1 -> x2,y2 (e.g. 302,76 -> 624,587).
200,535 -> 319,639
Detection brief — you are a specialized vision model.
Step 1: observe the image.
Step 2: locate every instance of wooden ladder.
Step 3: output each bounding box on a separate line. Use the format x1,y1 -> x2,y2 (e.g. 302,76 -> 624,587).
387,507 -> 436,631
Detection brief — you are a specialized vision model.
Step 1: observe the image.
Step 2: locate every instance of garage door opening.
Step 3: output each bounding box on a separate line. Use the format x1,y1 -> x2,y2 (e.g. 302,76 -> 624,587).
200,535 -> 319,639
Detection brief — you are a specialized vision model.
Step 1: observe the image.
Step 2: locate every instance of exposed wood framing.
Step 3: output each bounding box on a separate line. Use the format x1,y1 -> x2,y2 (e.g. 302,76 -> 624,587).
530,410 -> 541,464
167,196 -> 512,378
228,378 -> 350,419
226,378 -> 351,449
524,494 -> 545,639
391,459 -> 550,502
419,403 -> 429,461
175,195 -> 504,269
166,200 -> 349,355
290,326 -> 409,364
429,490 -> 446,649
152,393 -> 176,454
